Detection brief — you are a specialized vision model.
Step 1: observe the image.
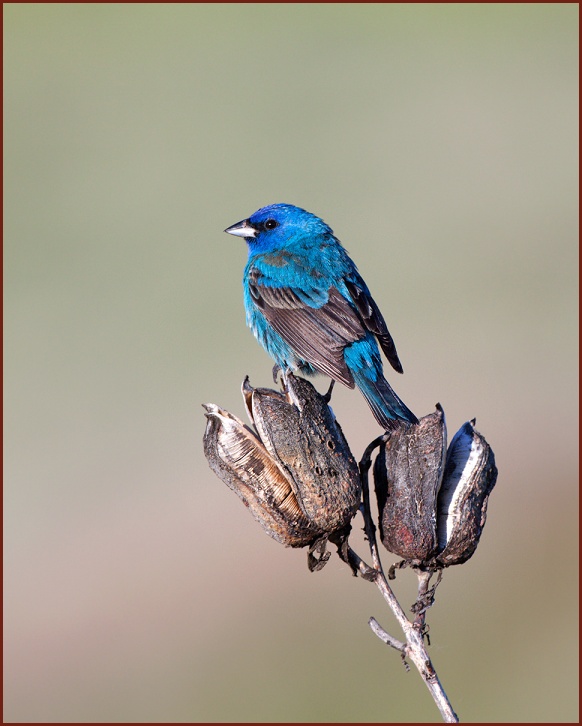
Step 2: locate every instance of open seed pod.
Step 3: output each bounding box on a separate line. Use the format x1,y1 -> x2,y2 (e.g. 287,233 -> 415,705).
203,373 -> 361,555
374,406 -> 497,568
203,403 -> 316,547
433,419 -> 498,567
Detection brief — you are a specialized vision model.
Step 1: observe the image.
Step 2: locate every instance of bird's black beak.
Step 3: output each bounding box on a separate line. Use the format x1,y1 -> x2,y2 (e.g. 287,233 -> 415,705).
224,219 -> 257,239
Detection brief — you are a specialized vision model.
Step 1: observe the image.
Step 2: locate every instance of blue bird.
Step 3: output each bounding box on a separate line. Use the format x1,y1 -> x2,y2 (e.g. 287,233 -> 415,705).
225,203 -> 418,429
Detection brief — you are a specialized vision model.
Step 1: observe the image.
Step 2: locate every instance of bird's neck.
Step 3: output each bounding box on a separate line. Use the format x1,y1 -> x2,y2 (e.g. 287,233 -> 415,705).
246,232 -> 327,260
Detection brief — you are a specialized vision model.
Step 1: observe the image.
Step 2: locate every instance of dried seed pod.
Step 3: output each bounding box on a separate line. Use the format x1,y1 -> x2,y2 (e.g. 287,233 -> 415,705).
243,375 -> 360,532
374,406 -> 447,563
433,419 -> 498,567
203,373 -> 361,549
374,407 -> 498,569
203,404 -> 316,546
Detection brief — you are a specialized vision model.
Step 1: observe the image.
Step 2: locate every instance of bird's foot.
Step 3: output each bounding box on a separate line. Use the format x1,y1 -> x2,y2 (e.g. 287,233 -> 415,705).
273,365 -> 295,395
272,364 -> 282,385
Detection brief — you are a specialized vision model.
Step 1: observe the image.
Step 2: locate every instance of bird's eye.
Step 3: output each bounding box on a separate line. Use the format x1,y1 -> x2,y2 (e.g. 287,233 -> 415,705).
264,219 -> 279,230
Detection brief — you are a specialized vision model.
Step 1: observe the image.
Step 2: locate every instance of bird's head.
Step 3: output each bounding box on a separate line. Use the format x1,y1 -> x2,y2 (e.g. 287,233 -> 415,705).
224,203 -> 333,252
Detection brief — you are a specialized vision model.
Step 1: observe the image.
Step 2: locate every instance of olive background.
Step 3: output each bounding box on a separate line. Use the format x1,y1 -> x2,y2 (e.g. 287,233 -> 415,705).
4,4 -> 578,722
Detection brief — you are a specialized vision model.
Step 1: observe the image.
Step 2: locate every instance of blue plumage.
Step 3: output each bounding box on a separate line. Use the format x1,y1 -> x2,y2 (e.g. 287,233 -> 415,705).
225,203 -> 417,428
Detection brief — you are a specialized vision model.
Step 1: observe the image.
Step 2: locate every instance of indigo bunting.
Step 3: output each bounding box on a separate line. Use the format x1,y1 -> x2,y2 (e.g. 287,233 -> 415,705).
225,203 -> 418,428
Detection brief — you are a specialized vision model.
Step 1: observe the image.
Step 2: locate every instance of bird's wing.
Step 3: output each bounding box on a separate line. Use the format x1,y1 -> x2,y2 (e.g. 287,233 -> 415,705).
248,269 -> 366,388
344,277 -> 404,373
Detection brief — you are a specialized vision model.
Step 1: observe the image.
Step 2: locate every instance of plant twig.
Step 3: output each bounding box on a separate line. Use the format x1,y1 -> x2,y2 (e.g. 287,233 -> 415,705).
348,436 -> 459,724
368,616 -> 407,656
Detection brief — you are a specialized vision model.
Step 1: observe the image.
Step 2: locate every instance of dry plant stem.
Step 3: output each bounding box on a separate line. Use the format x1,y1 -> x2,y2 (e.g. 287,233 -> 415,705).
355,436 -> 460,724
413,569 -> 443,635
368,616 -> 407,657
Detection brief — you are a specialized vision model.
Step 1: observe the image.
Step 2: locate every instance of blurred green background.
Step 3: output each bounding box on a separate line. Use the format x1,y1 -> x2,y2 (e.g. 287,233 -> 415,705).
4,3 -> 578,722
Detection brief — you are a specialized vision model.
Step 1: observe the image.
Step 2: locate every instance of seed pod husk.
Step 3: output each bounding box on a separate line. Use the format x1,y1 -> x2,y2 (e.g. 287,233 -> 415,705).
374,406 -> 498,569
433,419 -> 498,567
243,375 -> 360,533
374,406 -> 447,563
203,403 -> 316,546
203,373 -> 361,550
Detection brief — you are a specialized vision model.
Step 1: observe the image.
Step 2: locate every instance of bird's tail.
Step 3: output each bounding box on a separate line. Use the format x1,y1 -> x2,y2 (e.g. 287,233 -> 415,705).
352,368 -> 418,429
